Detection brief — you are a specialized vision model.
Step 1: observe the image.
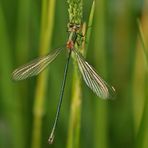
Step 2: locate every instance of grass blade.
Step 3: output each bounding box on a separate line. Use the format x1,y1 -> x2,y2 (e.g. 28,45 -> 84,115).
31,0 -> 56,148
0,5 -> 25,148
135,18 -> 148,148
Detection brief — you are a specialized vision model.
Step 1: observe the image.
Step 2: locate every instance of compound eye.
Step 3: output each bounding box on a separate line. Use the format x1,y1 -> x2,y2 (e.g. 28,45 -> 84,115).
69,23 -> 74,28
76,24 -> 81,29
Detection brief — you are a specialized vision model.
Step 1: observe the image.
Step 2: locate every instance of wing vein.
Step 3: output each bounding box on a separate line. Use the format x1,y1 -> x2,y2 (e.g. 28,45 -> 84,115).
73,49 -> 115,99
12,48 -> 63,81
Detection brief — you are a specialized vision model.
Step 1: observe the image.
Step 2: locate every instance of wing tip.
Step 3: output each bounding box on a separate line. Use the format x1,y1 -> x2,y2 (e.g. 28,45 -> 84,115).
106,86 -> 116,100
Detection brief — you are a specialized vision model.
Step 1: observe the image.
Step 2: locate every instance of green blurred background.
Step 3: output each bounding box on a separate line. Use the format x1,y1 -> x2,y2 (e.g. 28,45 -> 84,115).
0,0 -> 148,148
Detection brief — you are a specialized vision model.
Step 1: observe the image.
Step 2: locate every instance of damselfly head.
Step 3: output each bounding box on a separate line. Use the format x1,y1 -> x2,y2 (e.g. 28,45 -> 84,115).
67,23 -> 81,32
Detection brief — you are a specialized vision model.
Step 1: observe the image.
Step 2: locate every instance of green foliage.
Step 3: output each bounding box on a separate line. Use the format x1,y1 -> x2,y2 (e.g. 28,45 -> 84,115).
0,0 -> 148,148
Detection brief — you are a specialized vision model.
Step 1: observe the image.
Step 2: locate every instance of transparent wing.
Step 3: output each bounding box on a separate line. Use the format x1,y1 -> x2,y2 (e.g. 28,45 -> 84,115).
73,49 -> 115,99
12,48 -> 63,81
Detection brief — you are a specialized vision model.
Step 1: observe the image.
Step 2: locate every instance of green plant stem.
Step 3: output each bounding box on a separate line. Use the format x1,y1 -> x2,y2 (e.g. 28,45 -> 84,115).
67,1 -> 95,148
31,0 -> 56,148
16,0 -> 30,62
67,23 -> 86,148
67,63 -> 82,148
0,6 -> 24,148
66,22 -> 87,147
137,19 -> 148,65
93,0 -> 108,148
15,0 -> 31,145
85,1 -> 95,54
66,0 -> 83,147
135,19 -> 148,148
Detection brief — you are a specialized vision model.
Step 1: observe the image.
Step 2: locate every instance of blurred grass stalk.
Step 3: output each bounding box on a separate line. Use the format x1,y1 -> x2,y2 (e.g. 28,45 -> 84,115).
93,0 -> 108,148
134,17 -> 148,148
66,23 -> 87,148
31,0 -> 56,148
67,1 -> 95,148
66,57 -> 82,148
16,0 -> 30,62
0,5 -> 24,148
15,0 -> 31,146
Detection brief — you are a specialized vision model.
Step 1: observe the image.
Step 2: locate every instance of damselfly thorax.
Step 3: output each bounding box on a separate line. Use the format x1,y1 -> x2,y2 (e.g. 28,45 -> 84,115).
66,23 -> 81,50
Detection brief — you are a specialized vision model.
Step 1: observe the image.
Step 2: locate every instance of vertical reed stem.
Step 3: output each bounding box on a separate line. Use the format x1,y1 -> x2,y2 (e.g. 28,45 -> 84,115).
135,19 -> 148,148
67,1 -> 95,148
93,0 -> 108,147
31,0 -> 56,148
66,0 -> 83,147
67,64 -> 82,148
0,6 -> 24,148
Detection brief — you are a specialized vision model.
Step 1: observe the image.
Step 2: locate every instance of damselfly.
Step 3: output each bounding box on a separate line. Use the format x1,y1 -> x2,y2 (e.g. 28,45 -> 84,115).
12,23 -> 115,144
